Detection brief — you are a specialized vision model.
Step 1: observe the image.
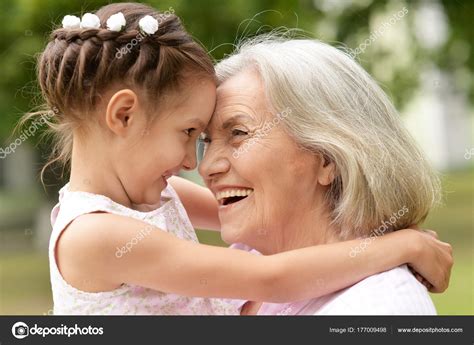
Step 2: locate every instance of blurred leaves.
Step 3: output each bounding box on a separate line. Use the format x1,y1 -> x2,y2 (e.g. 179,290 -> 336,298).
0,0 -> 472,140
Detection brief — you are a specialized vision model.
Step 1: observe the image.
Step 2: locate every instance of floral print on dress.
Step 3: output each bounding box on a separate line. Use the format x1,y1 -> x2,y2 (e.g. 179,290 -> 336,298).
49,183 -> 239,315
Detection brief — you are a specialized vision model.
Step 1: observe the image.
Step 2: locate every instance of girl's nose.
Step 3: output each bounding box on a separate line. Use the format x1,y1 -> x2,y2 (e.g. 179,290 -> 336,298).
182,145 -> 198,171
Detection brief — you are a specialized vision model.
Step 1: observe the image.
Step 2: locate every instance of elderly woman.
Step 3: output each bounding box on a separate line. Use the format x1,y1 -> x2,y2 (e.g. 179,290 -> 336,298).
172,37 -> 448,315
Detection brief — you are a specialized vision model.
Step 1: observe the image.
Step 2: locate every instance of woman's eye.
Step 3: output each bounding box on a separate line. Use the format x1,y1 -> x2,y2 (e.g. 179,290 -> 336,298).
231,129 -> 248,137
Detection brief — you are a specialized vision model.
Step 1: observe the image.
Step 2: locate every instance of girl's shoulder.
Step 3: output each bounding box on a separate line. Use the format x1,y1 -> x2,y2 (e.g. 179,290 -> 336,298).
55,212 -> 146,292
50,182 -> 190,293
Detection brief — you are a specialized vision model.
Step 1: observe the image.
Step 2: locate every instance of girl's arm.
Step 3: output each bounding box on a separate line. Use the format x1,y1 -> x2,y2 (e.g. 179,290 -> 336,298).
169,176 -> 452,293
169,176 -> 220,231
58,213 -> 452,303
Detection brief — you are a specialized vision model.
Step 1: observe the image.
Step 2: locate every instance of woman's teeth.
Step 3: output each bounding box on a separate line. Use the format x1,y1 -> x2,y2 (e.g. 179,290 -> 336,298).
216,189 -> 253,205
216,189 -> 253,200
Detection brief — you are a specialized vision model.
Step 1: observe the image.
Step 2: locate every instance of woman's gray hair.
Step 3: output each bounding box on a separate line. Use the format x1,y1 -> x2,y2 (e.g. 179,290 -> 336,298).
215,35 -> 441,239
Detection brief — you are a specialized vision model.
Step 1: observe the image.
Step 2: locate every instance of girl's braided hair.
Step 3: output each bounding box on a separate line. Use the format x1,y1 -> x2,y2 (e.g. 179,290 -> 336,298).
23,2 -> 215,180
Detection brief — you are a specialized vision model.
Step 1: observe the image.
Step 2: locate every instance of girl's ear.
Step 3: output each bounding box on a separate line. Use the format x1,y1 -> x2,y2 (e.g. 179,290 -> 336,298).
105,89 -> 139,136
317,153 -> 336,186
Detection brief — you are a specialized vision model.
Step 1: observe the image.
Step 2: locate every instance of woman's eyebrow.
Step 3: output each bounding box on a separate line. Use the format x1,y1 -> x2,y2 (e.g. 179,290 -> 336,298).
203,114 -> 252,136
221,114 -> 250,130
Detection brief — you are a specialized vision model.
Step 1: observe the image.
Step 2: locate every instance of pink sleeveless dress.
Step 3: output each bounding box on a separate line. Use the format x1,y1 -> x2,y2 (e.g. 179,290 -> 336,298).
49,183 -> 241,315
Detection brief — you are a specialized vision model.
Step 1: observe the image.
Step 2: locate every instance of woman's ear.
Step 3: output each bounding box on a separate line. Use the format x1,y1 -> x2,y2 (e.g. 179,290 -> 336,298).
105,89 -> 139,137
317,153 -> 336,186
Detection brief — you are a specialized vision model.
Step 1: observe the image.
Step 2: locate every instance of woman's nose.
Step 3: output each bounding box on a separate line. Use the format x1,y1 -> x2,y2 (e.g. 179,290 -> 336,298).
198,144 -> 230,180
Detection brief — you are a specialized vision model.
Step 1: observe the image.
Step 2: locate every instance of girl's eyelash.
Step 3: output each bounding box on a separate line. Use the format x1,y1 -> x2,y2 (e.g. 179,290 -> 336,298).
184,128 -> 196,136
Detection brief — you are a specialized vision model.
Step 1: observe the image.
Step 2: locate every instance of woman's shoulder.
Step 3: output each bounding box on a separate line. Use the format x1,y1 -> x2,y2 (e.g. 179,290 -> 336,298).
312,265 -> 437,315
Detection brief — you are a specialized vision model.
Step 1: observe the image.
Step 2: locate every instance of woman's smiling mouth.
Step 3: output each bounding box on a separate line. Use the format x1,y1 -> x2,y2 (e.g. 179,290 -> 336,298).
215,188 -> 254,206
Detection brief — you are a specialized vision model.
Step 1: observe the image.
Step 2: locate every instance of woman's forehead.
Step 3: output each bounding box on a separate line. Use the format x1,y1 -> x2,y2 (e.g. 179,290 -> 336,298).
216,68 -> 263,99
204,68 -> 283,135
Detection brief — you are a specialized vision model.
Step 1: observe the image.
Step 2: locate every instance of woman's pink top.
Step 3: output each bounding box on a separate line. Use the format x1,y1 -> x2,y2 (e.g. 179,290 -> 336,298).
257,265 -> 437,315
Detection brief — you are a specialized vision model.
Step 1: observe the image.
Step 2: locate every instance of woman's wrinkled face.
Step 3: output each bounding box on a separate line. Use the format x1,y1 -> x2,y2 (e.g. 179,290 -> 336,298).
199,69 -> 328,254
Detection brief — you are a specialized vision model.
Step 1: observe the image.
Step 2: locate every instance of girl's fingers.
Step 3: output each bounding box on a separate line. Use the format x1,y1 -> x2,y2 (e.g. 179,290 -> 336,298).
408,266 -> 433,289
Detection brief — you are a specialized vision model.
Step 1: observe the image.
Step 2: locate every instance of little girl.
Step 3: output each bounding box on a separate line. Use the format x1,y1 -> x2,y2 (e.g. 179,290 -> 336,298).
27,3 -> 450,314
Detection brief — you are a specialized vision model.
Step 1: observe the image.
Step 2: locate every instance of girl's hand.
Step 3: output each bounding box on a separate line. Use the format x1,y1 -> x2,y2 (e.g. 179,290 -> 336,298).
406,227 -> 453,293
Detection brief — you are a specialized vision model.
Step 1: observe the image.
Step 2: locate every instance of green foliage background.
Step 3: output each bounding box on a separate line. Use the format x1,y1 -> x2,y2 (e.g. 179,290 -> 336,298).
0,0 -> 472,315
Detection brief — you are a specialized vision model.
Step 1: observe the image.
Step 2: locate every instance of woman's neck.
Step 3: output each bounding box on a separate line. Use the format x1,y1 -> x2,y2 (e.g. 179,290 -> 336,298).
261,203 -> 340,255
